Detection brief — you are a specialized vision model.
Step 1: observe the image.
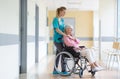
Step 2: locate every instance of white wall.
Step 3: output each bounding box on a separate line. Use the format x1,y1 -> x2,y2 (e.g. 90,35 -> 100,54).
93,0 -> 116,61
27,0 -> 48,72
37,0 -> 48,62
93,11 -> 99,47
100,0 -> 115,37
93,11 -> 99,61
27,0 -> 36,72
99,0 -> 116,62
0,0 -> 19,79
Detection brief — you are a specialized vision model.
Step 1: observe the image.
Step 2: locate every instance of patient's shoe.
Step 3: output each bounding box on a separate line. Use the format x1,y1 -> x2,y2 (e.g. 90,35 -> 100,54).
97,66 -> 105,70
92,67 -> 99,72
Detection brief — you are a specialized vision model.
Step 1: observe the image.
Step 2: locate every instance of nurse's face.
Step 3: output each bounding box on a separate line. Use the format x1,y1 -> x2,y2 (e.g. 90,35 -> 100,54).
59,10 -> 66,17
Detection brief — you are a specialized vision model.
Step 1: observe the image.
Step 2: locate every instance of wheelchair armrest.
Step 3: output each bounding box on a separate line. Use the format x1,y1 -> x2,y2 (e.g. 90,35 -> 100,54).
65,46 -> 74,49
79,46 -> 85,48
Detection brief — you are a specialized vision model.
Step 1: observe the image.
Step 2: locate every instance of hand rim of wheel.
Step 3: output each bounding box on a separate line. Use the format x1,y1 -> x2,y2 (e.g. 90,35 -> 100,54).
54,51 -> 75,76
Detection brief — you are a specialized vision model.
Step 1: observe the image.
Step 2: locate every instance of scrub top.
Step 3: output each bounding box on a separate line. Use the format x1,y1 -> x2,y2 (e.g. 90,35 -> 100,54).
52,17 -> 65,43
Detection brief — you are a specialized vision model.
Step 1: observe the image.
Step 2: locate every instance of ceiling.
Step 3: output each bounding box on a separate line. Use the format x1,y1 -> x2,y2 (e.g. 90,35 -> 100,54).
41,0 -> 99,10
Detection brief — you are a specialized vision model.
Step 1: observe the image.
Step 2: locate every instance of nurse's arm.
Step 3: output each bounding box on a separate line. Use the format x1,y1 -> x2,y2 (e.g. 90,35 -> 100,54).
55,28 -> 66,36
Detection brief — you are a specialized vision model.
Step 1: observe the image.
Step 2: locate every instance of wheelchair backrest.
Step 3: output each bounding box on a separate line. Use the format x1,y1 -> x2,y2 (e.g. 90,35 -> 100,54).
64,46 -> 77,53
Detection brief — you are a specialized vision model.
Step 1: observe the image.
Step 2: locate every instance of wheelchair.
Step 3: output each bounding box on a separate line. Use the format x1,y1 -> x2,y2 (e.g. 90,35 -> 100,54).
54,46 -> 96,78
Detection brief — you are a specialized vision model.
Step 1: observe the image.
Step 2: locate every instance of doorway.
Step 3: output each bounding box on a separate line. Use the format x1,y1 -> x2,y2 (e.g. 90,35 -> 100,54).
64,18 -> 75,35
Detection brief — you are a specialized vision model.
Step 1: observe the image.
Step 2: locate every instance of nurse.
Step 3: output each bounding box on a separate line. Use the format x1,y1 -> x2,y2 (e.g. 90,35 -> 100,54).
52,6 -> 67,75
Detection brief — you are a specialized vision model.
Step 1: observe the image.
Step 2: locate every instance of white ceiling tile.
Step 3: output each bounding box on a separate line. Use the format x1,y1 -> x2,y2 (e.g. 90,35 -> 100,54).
44,0 -> 99,10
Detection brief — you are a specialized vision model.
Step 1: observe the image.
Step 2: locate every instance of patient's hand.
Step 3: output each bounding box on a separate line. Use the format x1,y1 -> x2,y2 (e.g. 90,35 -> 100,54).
76,47 -> 82,50
78,47 -> 86,51
81,48 -> 86,50
68,35 -> 76,40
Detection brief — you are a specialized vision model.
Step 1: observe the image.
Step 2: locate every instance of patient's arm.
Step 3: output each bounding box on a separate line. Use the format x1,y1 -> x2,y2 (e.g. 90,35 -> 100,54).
67,35 -> 80,43
63,36 -> 79,48
75,38 -> 80,43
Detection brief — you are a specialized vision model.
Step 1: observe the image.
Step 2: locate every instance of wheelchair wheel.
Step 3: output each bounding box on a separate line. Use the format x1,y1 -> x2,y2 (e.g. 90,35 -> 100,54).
91,71 -> 96,76
80,57 -> 87,70
79,69 -> 83,78
54,51 -> 75,76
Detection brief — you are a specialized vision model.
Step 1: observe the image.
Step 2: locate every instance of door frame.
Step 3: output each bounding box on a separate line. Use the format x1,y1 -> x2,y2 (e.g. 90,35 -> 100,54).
19,0 -> 27,73
35,4 -> 39,63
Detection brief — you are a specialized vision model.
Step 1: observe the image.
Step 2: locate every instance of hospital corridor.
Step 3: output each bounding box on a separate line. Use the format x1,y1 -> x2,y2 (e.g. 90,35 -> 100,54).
0,0 -> 120,79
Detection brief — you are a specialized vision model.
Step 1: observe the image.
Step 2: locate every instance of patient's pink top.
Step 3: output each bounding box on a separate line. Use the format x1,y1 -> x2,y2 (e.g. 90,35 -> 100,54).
63,35 -> 80,48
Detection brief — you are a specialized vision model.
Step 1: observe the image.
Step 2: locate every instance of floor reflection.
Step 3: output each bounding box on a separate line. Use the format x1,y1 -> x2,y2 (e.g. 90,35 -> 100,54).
19,55 -> 120,79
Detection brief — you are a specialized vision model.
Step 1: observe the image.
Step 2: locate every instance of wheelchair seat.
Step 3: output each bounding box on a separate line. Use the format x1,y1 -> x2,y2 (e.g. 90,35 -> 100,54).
63,46 -> 80,58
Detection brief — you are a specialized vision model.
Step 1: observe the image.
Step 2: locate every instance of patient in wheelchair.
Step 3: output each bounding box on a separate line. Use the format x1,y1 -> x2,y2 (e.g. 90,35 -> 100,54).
63,24 -> 104,72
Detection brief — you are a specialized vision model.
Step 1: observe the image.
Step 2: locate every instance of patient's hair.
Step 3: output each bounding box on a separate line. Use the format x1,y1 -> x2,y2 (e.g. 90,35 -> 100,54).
64,24 -> 73,33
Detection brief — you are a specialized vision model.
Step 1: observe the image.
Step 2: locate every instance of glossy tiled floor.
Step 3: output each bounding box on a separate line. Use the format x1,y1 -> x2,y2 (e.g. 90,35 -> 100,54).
19,55 -> 120,79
